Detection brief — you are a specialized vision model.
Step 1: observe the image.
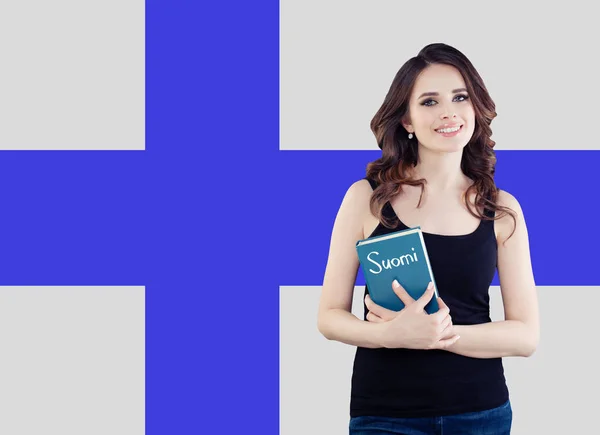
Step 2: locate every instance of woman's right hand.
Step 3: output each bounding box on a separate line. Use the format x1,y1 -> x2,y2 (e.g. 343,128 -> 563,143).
376,280 -> 460,350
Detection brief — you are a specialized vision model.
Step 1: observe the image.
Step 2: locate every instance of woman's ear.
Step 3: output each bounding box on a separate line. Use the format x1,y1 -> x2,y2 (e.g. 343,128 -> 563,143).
400,113 -> 413,133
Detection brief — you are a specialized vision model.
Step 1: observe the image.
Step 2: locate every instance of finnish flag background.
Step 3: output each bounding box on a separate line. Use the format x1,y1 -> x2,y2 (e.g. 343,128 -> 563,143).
0,1 -> 597,434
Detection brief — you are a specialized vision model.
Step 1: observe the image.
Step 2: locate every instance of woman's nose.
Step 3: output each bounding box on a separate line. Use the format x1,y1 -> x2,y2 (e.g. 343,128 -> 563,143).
439,106 -> 457,119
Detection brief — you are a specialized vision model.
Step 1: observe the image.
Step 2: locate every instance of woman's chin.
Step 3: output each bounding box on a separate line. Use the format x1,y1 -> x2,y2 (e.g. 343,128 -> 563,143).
421,141 -> 467,154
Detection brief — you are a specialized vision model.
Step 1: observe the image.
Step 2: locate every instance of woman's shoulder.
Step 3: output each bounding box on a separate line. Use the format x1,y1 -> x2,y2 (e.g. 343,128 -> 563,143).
346,178 -> 376,199
494,188 -> 525,243
496,188 -> 524,217
341,179 -> 380,218
332,179 -> 377,241
336,179 -> 374,213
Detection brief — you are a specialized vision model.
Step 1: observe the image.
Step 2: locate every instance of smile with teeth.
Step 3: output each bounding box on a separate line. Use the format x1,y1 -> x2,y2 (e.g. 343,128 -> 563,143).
436,125 -> 462,133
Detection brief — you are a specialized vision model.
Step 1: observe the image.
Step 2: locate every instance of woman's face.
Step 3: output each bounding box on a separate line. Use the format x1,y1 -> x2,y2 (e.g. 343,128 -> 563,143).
403,63 -> 476,154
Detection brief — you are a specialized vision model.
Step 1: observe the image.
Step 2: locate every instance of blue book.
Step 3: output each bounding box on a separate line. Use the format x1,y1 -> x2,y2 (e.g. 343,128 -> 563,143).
356,226 -> 440,314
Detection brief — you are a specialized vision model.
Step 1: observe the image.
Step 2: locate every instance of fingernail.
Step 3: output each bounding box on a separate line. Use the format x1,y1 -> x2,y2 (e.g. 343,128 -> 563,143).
392,279 -> 399,288
428,282 -> 433,289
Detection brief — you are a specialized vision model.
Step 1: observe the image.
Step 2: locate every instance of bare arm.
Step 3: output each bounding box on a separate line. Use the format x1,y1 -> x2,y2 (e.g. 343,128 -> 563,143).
446,190 -> 540,358
317,180 -> 386,349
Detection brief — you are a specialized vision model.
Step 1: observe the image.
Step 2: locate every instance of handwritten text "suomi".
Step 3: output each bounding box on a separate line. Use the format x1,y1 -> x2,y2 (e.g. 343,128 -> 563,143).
366,248 -> 418,274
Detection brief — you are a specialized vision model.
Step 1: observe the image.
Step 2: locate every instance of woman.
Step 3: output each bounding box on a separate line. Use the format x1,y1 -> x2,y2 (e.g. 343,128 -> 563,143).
317,43 -> 539,435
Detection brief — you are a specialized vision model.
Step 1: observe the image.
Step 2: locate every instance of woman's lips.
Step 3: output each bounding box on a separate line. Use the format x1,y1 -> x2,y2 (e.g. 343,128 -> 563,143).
435,125 -> 463,137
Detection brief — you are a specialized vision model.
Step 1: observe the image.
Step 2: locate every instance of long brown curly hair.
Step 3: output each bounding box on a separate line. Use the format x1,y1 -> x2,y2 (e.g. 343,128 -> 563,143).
367,42 -> 516,243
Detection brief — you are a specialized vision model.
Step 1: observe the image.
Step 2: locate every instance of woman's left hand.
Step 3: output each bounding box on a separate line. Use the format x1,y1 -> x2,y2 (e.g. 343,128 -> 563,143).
364,294 -> 399,323
366,293 -> 457,343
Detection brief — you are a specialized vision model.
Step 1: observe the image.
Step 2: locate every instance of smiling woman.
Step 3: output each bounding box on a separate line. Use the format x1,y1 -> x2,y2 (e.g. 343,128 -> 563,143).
317,43 -> 539,435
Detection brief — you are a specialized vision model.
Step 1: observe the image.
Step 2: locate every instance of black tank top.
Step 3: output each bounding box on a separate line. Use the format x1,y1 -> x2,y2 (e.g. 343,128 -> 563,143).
350,177 -> 509,418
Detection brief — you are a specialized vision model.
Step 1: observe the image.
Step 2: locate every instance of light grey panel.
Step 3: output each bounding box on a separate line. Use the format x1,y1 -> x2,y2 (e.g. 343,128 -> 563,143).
280,285 -> 598,434
0,1 -> 144,150
281,0 -> 599,150
0,286 -> 144,435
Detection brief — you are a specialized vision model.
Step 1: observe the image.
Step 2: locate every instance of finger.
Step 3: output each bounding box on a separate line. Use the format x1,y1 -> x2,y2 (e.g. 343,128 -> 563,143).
392,280 -> 416,306
414,282 -> 435,311
366,311 -> 384,323
432,335 -> 461,350
436,297 -> 453,318
365,294 -> 396,321
432,304 -> 450,323
438,314 -> 452,334
431,297 -> 450,322
437,297 -> 449,310
439,323 -> 456,340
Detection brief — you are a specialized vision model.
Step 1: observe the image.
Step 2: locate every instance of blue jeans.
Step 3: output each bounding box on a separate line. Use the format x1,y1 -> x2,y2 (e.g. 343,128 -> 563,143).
349,400 -> 512,435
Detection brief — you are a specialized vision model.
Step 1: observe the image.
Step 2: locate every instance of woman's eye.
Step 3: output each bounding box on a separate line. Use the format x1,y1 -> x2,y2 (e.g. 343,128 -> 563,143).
421,94 -> 469,107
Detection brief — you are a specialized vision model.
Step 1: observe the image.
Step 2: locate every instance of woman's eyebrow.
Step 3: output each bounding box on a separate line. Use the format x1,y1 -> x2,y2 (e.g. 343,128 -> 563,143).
418,88 -> 468,99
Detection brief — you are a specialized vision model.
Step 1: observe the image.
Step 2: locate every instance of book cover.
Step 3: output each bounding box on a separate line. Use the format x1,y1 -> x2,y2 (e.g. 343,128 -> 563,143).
356,226 -> 440,314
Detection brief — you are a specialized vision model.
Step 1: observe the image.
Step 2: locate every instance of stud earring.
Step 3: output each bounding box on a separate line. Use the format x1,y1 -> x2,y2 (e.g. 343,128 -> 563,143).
408,133 -> 414,139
